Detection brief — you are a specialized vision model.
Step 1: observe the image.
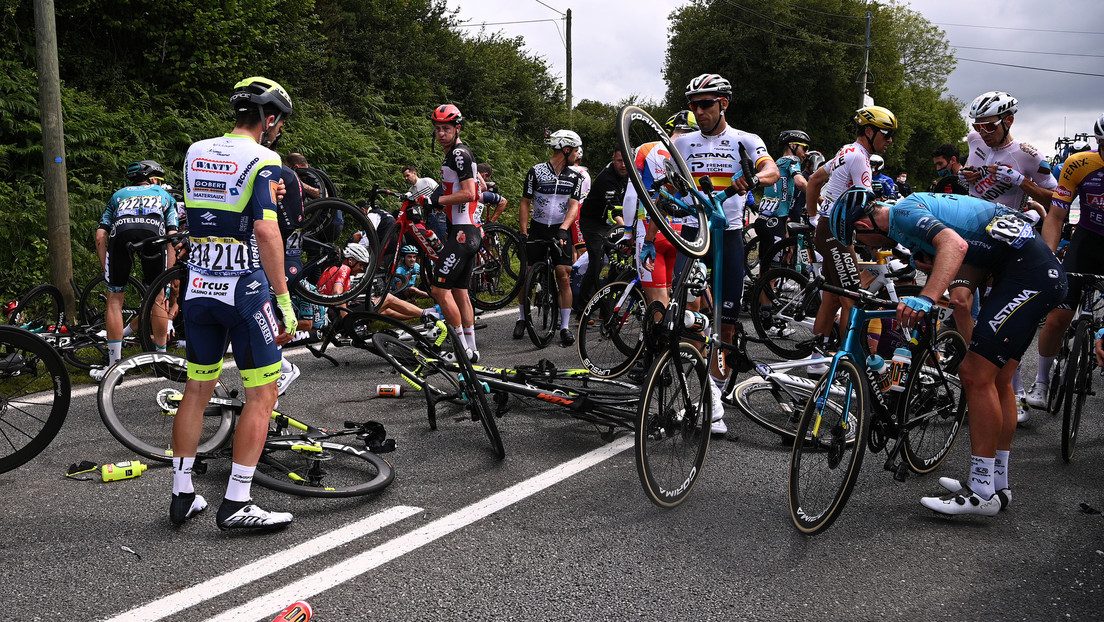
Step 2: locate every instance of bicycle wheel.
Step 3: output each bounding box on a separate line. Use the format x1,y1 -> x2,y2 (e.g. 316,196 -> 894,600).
1062,319 -> 1093,462
470,223 -> 524,311
899,329 -> 968,474
732,376 -> 813,442
97,352 -> 235,462
749,268 -> 820,359
577,280 -> 646,379
523,261 -> 558,348
254,439 -> 394,498
635,343 -> 712,508
0,326 -> 71,474
789,357 -> 868,535
616,105 -> 709,258
372,332 -> 461,403
446,328 -> 504,458
744,235 -> 761,283
77,274 -> 146,335
137,265 -> 188,355
1048,336 -> 1070,415
297,198 -> 379,305
8,284 -> 63,331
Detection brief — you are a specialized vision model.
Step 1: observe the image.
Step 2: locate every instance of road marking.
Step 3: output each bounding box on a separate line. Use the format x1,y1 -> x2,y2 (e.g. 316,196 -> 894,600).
104,505 -> 423,622
203,437 -> 634,622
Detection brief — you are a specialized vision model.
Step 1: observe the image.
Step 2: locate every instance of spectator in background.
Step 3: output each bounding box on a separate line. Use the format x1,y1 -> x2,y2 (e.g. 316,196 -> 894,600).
929,142 -> 970,195
402,165 -> 447,244
895,172 -> 912,196
575,147 -> 628,313
287,153 -> 325,200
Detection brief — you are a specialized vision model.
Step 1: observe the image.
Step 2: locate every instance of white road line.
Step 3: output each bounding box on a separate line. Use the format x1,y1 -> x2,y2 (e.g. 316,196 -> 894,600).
104,505 -> 423,622
203,437 -> 634,622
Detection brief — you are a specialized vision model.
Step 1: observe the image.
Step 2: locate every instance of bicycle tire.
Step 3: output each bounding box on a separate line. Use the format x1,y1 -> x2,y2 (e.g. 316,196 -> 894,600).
372,332 -> 461,403
297,198 -> 379,305
447,328 -> 505,458
744,235 -> 761,283
788,357 -> 868,535
137,265 -> 188,356
0,326 -> 71,474
469,223 -> 524,311
616,105 -> 709,258
97,352 -> 235,462
78,274 -> 146,333
748,268 -> 821,359
635,342 -> 712,508
1048,336 -> 1070,415
760,235 -> 810,277
523,261 -> 558,348
253,438 -> 394,498
577,280 -> 646,379
8,284 -> 63,332
732,376 -> 814,442
899,329 -> 968,474
1061,319 -> 1092,462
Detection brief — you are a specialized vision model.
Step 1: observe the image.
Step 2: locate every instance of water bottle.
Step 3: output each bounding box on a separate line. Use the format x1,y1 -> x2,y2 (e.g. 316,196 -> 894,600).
423,227 -> 443,252
867,354 -> 891,393
683,310 -> 709,333
888,347 -> 912,392
101,460 -> 147,482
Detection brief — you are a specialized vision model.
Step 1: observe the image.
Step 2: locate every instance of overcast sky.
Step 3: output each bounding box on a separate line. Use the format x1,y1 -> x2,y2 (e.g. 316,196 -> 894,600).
447,0 -> 1103,159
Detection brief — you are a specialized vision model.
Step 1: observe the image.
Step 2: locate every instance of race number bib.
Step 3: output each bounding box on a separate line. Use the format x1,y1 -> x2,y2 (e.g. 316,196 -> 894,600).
758,197 -> 779,217
985,213 -> 1035,249
285,230 -> 303,256
188,237 -> 258,275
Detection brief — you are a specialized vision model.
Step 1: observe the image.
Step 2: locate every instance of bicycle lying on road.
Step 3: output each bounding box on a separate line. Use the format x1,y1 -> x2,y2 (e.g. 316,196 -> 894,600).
0,326 -> 72,474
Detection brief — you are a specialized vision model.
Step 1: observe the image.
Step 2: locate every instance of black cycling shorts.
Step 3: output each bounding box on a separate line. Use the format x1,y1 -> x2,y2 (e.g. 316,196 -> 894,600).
105,228 -> 166,292
1057,226 -> 1104,310
753,215 -> 787,255
526,222 -> 572,268
433,224 -> 481,289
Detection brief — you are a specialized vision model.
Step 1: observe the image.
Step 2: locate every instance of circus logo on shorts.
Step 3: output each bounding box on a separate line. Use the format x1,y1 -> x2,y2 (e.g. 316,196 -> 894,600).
189,276 -> 230,298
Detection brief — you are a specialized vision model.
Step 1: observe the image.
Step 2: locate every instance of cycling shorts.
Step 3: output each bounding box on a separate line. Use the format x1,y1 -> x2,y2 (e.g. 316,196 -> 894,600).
680,225 -> 745,324
971,237 -> 1066,367
813,217 -> 861,291
434,224 -> 481,289
636,230 -> 677,290
527,222 -> 572,268
571,214 -> 585,251
183,269 -> 282,388
105,228 -> 167,292
1057,226 -> 1104,310
752,215 -> 787,255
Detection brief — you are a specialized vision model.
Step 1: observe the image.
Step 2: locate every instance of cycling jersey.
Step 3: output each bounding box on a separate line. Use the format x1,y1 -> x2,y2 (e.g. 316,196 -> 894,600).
317,264 -> 352,296
872,172 -> 898,200
570,165 -> 592,200
523,161 -> 583,227
623,141 -> 673,232
99,184 -> 180,235
441,142 -> 482,226
579,163 -> 626,225
818,141 -> 872,217
964,132 -> 1056,210
760,155 -> 803,218
672,126 -> 771,230
1053,150 -> 1104,235
887,192 -> 1026,269
393,262 -> 420,295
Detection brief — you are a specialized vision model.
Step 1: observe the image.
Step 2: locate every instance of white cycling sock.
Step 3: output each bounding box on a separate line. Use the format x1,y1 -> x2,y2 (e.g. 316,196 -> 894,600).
108,340 -> 123,367
173,457 -> 195,495
968,455 -> 996,499
225,463 -> 255,502
1012,366 -> 1024,396
1036,355 -> 1055,385
280,357 -> 293,374
463,325 -> 476,351
994,450 -> 1010,491
122,324 -> 134,338
560,308 -> 571,329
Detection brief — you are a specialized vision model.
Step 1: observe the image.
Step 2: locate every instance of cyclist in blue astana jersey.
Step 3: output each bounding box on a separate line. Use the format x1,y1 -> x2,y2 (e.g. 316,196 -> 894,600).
91,160 -> 179,380
170,76 -> 299,532
833,189 -> 1066,518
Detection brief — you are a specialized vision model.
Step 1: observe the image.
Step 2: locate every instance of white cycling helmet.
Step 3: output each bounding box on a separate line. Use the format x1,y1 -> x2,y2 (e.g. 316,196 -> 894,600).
685,73 -> 732,98
869,154 -> 885,172
968,91 -> 1018,120
1094,113 -> 1104,141
343,243 -> 372,265
549,129 -> 582,150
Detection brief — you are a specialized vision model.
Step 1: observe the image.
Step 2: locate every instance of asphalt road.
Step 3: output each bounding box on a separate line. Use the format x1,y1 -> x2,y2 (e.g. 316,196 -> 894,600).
3,308 -> 1103,621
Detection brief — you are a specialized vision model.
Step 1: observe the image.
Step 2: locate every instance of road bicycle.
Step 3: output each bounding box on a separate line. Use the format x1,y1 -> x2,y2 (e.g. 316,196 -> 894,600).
575,275 -> 647,379
521,238 -> 572,348
0,326 -> 71,474
728,354 -> 831,442
787,279 -> 967,534
96,351 -> 394,497
1046,272 -> 1104,462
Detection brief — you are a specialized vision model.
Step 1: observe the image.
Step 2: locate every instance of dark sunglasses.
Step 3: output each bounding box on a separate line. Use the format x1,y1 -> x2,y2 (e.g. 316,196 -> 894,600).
877,128 -> 896,139
688,98 -> 724,111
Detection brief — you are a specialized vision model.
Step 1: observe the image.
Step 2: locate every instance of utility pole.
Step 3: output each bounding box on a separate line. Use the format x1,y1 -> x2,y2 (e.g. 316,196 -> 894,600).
566,8 -> 572,123
858,10 -> 872,108
34,0 -> 75,317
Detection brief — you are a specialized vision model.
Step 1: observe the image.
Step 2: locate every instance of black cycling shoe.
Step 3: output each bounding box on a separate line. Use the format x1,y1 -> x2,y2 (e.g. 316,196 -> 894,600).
559,328 -> 575,347
512,319 -> 527,339
169,492 -> 208,526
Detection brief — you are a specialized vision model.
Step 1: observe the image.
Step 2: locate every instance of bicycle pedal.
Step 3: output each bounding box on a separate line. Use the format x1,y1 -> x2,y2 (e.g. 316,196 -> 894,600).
893,462 -> 909,483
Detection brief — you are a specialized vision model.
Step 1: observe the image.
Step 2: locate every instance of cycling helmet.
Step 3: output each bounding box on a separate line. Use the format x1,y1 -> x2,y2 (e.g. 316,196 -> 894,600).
854,106 -> 898,130
665,110 -> 699,134
549,129 -> 582,150
575,146 -> 584,159
869,154 -> 885,173
968,91 -> 1017,120
126,160 -> 165,184
430,104 -> 463,125
778,129 -> 810,146
230,76 -> 293,118
1071,140 -> 1091,154
343,243 -> 372,265
828,187 -> 876,246
1095,114 -> 1104,141
805,150 -> 825,173
685,73 -> 732,98
400,244 -> 419,256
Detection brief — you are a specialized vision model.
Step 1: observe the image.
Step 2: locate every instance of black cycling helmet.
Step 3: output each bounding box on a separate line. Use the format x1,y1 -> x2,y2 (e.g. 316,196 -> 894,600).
230,76 -> 293,118
665,110 -> 698,134
804,150 -> 825,174
431,104 -> 464,126
829,187 -> 877,246
778,129 -> 810,146
126,160 -> 165,184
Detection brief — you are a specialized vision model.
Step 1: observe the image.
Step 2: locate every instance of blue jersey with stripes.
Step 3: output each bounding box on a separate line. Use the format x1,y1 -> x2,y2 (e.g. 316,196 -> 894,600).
887,192 -> 1024,268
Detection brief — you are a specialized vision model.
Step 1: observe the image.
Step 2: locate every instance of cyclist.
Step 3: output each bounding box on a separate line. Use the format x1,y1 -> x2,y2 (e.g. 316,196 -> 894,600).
515,129 -> 585,346
576,146 -> 628,313
172,76 -> 297,531
91,160 -> 179,381
418,104 -> 485,359
569,146 -> 593,260
319,243 -> 439,322
1025,114 -> 1104,410
805,105 -> 897,370
273,158 -> 309,396
393,244 -> 430,300
869,155 -> 897,200
757,129 -> 810,261
833,188 -> 1065,516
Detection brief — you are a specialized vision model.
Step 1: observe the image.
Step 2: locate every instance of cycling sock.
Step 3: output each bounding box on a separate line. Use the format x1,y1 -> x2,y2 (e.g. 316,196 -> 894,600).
711,374 -> 726,391
108,340 -> 123,366
994,450 -> 1010,490
280,357 -> 293,374
560,308 -> 571,329
518,306 -> 526,321
156,344 -> 167,352
968,455 -> 996,499
1011,366 -> 1024,396
173,457 -> 195,495
463,326 -> 476,351
225,463 -> 255,502
1036,355 -> 1055,385
122,325 -> 134,338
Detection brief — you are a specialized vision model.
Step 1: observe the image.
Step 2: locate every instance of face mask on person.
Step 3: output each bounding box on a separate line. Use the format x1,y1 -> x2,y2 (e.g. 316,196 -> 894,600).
936,167 -> 951,178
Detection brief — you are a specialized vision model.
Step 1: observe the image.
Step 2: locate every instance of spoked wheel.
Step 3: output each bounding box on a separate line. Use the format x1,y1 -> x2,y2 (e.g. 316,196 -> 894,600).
97,352 -> 235,462
1062,319 -> 1094,462
788,358 -> 868,535
296,198 -> 379,305
616,105 -> 709,258
636,343 -> 712,508
523,261 -> 558,348
731,376 -> 814,442
576,280 -> 646,379
748,268 -> 821,359
470,223 -> 524,311
254,439 -> 394,498
0,326 -> 71,474
7,284 -> 63,332
137,265 -> 187,355
78,275 -> 146,336
899,329 -> 968,474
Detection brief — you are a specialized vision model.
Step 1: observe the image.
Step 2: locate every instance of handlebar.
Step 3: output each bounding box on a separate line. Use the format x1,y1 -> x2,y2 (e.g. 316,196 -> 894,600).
126,231 -> 189,256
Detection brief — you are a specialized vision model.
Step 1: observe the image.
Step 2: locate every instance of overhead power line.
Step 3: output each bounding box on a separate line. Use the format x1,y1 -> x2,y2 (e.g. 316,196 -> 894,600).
456,18 -> 560,28
951,44 -> 1104,59
958,57 -> 1104,78
532,0 -> 564,17
934,22 -> 1104,35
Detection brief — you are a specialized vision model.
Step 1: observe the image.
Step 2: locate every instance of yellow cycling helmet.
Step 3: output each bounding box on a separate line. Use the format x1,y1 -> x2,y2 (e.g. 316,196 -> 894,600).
854,105 -> 898,131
